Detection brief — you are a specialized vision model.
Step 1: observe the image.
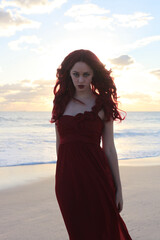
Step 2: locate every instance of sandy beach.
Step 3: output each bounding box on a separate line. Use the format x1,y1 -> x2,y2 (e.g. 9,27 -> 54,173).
0,157 -> 160,240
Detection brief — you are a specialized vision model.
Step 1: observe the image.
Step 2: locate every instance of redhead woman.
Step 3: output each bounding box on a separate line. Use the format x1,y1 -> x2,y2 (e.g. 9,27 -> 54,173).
50,49 -> 132,240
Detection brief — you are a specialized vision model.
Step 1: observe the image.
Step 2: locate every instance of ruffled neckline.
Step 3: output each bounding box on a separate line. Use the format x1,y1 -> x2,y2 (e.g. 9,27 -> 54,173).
60,95 -> 104,124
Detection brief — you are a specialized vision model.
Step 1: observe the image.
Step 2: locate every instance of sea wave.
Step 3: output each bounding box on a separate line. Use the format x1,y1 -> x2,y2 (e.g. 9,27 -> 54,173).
115,130 -> 160,138
0,161 -> 57,168
0,111 -> 160,168
1,154 -> 160,167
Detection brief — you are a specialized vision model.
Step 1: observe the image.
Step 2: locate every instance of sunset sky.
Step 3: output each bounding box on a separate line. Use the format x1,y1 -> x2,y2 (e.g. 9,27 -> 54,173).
0,0 -> 160,112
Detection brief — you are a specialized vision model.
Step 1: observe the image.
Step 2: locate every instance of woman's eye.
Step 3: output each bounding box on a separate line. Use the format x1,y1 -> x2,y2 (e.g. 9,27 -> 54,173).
73,72 -> 79,77
83,73 -> 90,77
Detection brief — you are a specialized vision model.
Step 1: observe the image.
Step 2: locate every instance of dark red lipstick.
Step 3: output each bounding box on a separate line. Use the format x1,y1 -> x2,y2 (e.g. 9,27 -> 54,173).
78,85 -> 85,89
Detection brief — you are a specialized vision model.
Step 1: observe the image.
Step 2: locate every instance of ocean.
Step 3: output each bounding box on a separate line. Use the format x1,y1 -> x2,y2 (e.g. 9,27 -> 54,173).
0,111 -> 160,167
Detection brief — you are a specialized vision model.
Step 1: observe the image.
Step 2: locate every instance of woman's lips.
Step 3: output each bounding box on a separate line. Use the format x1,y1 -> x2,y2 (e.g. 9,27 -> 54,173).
78,85 -> 84,89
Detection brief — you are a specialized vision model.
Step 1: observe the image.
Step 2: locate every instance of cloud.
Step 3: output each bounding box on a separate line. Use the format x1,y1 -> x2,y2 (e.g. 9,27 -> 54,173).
122,92 -> 152,101
8,35 -> 41,50
65,15 -> 113,30
120,92 -> 160,111
33,79 -> 54,85
128,35 -> 160,50
0,8 -> 40,36
150,69 -> 160,79
113,12 -> 153,28
0,79 -> 54,111
0,0 -> 67,14
117,35 -> 160,54
0,83 -> 33,93
21,79 -> 31,84
30,46 -> 47,55
64,3 -> 113,30
64,5 -> 153,31
109,55 -> 134,67
112,61 -> 160,103
65,3 -> 110,17
0,79 -> 53,95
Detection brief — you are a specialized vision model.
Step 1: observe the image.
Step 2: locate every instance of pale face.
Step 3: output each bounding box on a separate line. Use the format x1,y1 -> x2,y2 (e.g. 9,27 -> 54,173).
70,62 -> 94,92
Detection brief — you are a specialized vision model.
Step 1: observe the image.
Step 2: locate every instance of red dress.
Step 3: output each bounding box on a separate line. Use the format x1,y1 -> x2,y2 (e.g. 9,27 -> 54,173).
55,102 -> 132,240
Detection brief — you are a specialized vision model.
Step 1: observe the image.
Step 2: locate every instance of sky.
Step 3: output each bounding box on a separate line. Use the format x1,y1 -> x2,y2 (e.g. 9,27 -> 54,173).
0,0 -> 160,112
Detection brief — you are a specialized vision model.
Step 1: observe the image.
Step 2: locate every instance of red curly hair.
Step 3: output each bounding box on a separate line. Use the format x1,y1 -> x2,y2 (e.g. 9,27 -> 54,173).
50,49 -> 125,123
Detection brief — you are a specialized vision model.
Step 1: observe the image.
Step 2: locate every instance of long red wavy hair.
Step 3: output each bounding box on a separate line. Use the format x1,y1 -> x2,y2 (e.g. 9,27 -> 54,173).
50,49 -> 125,123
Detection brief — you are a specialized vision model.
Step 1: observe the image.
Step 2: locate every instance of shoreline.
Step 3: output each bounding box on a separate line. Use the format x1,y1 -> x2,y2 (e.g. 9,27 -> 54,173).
0,156 -> 160,191
1,155 -> 160,168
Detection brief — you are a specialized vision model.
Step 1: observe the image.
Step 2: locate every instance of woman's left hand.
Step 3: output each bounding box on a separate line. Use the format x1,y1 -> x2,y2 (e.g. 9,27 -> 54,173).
115,188 -> 123,213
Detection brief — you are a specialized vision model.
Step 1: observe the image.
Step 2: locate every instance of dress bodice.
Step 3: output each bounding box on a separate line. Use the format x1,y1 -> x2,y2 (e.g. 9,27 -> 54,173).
56,110 -> 104,146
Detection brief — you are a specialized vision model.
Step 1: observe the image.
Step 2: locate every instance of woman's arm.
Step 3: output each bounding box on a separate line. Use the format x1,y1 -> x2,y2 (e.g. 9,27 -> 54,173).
102,118 -> 123,212
55,123 -> 60,157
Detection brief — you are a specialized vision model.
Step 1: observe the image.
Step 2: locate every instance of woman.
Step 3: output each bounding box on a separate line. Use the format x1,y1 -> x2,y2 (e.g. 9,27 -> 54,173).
50,49 -> 132,240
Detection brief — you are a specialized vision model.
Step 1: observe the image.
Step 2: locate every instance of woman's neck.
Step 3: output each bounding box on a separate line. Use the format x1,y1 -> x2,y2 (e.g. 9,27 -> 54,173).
74,89 -> 95,101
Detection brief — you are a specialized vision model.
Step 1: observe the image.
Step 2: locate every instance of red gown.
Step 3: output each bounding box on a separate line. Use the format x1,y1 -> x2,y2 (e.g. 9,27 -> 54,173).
55,103 -> 132,240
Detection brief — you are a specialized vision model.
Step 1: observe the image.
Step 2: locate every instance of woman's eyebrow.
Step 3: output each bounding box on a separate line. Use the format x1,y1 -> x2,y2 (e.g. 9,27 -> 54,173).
72,71 -> 90,73
72,70 -> 91,74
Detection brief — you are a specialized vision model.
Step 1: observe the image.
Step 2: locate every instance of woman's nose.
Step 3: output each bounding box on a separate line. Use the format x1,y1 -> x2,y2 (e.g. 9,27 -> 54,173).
78,75 -> 84,83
